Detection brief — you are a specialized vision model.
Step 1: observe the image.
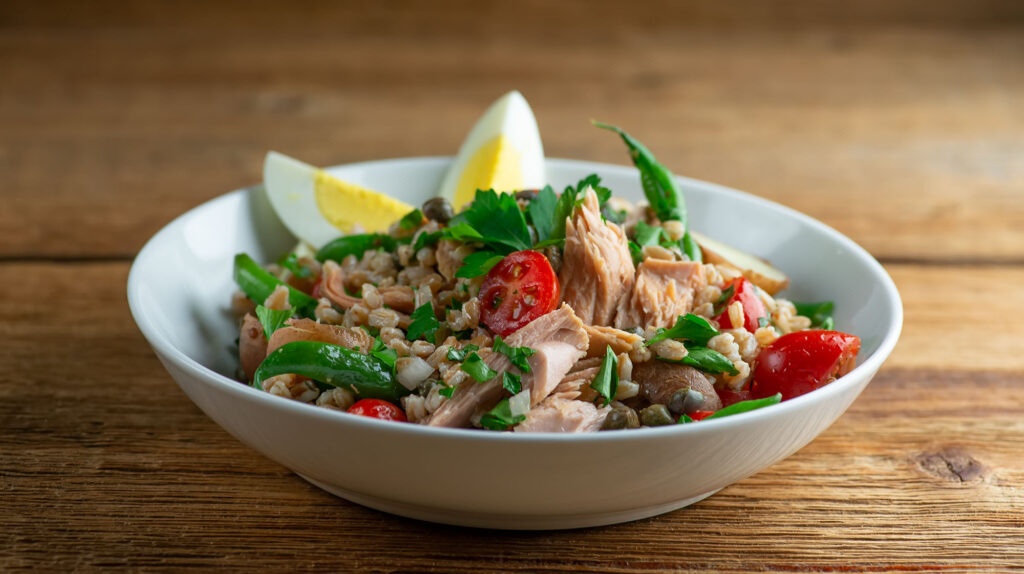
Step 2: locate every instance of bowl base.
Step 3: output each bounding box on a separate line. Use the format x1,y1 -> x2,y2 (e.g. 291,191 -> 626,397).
299,474 -> 720,530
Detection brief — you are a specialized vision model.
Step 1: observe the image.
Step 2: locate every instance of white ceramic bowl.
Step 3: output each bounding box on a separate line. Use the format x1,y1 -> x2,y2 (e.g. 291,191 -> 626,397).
127,157 -> 902,530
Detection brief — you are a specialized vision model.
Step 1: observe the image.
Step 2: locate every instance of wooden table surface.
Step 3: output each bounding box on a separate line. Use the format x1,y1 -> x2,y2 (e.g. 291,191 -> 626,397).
4,1 -> 1024,571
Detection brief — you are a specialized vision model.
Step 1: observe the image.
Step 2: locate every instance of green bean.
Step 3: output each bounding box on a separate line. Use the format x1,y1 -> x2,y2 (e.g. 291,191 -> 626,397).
253,341 -> 409,402
233,253 -> 317,318
315,233 -> 397,263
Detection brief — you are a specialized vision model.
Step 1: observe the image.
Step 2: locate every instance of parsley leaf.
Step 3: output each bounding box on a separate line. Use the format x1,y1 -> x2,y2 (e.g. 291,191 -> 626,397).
407,303 -> 440,343
399,208 -> 424,231
412,230 -> 444,252
575,174 -> 612,207
646,313 -> 719,347
438,383 -> 457,398
590,345 -> 619,406
278,252 -> 313,279
479,398 -> 526,431
455,251 -> 504,279
460,352 -> 498,382
446,344 -> 480,362
255,305 -> 293,339
492,335 -> 535,373
369,337 -> 398,372
792,301 -> 835,329
633,221 -> 665,247
440,222 -> 483,243
662,346 -> 739,375
528,185 -> 559,244
502,371 -> 522,394
628,241 -> 643,266
704,393 -> 782,420
712,283 -> 736,316
448,189 -> 531,253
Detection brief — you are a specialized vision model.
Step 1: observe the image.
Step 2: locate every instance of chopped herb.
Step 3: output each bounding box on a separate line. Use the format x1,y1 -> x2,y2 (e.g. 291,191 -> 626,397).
646,313 -> 719,347
369,337 -> 398,372
446,344 -> 480,362
678,413 -> 694,424
633,221 -> 666,247
628,241 -> 643,266
492,335 -> 535,373
455,251 -> 504,279
603,206 -> 628,224
447,189 -> 532,254
502,371 -> 522,394
278,252 -> 313,278
479,398 -> 526,431
590,345 -> 619,406
705,394 -> 782,420
255,305 -> 293,339
821,316 -> 835,330
407,303 -> 440,344
662,346 -> 739,375
438,383 -> 457,398
758,316 -> 771,329
528,185 -> 559,244
399,208 -> 424,231
792,300 -> 835,329
574,173 -> 613,207
712,284 -> 736,316
453,328 -> 474,340
412,230 -> 444,252
460,352 -> 498,382
440,222 -> 484,243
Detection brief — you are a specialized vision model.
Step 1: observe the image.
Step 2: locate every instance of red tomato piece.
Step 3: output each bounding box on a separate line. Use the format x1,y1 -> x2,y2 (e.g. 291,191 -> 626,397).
749,331 -> 861,401
347,399 -> 408,422
478,250 -> 560,337
689,410 -> 716,421
712,277 -> 768,332
715,388 -> 752,408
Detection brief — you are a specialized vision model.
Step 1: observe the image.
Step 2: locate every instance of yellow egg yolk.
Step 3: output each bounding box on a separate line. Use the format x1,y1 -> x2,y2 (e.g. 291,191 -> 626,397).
314,170 -> 412,233
454,135 -> 524,209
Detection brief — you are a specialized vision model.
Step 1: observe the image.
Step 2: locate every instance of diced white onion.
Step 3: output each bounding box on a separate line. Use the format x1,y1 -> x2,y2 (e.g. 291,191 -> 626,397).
509,389 -> 531,418
396,357 -> 433,391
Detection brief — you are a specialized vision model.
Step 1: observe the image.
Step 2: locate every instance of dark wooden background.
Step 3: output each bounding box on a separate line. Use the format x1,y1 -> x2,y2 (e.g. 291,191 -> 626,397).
3,1 -> 1023,571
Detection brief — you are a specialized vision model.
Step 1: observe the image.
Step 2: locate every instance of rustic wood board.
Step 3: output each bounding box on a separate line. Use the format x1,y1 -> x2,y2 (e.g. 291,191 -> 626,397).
2,1 -> 1023,571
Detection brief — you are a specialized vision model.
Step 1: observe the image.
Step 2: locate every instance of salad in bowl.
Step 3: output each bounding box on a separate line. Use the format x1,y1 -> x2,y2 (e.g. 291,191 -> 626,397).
231,94 -> 861,434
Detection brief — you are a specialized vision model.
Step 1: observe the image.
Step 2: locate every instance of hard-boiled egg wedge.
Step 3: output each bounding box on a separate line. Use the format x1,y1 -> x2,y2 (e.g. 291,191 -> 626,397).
263,151 -> 413,249
437,90 -> 545,210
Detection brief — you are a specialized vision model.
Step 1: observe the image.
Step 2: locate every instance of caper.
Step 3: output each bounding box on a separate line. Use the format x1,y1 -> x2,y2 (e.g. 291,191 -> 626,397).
611,402 -> 640,428
640,404 -> 674,427
514,189 -> 539,201
600,410 -> 628,431
422,197 -> 455,223
668,388 -> 705,415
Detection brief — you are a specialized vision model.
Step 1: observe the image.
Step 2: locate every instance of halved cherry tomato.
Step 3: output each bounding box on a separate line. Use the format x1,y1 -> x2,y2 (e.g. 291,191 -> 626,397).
689,410 -> 716,421
478,250 -> 560,337
347,398 -> 408,422
715,388 -> 752,408
749,330 -> 861,400
712,277 -> 768,332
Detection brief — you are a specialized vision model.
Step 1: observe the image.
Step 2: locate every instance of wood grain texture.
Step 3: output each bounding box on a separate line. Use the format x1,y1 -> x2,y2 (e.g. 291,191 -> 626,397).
1,1 -> 1023,260
2,262 -> 1023,571
2,1 -> 1023,571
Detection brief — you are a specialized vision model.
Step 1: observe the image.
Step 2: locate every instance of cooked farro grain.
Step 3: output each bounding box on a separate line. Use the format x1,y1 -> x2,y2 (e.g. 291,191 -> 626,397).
361,284 -> 383,309
316,387 -> 356,411
727,300 -> 745,330
642,244 -> 675,261
314,298 -> 345,324
410,340 -> 436,358
651,338 -> 688,361
265,374 -> 319,402
754,325 -> 779,346
661,220 -> 685,242
368,307 -> 401,330
263,284 -> 291,311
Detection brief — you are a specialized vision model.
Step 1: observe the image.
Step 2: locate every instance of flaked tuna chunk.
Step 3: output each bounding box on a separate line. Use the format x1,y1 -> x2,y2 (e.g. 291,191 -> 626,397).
631,360 -> 722,411
267,318 -> 374,355
615,259 -> 706,330
425,304 -> 589,428
583,324 -> 643,358
239,314 -> 268,382
559,188 -> 635,326
551,367 -> 600,401
515,397 -> 610,433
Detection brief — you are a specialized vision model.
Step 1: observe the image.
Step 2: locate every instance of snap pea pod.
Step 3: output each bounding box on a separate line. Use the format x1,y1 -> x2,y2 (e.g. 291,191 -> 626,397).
233,253 -> 318,318
594,121 -> 702,262
252,341 -> 408,402
316,233 -> 398,263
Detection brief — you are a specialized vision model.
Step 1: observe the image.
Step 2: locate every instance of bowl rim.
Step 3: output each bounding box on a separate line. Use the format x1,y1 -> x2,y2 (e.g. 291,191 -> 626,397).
127,155 -> 903,443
